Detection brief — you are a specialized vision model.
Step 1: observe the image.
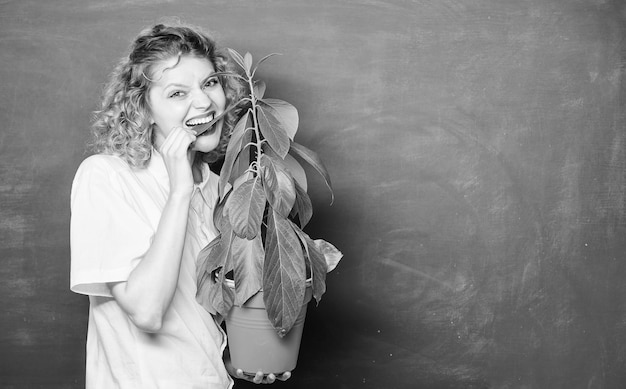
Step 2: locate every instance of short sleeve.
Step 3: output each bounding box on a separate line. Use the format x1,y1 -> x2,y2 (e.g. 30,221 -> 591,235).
70,155 -> 154,297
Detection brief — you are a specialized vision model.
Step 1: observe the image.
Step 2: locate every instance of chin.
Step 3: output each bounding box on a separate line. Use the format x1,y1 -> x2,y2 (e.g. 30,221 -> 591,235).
192,133 -> 222,153
191,122 -> 223,152
192,140 -> 219,153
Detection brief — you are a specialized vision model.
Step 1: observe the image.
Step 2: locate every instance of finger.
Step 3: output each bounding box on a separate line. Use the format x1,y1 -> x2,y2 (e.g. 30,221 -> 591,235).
266,373 -> 276,384
160,127 -> 196,153
278,371 -> 291,381
168,126 -> 195,137
235,369 -> 245,379
171,128 -> 197,150
253,371 -> 264,384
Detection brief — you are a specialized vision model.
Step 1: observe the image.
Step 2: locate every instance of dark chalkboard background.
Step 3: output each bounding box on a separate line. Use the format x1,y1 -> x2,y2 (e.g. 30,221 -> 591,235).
1,0 -> 625,388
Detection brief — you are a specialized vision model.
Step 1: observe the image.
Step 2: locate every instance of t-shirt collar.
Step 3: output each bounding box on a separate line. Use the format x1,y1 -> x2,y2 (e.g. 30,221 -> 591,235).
195,162 -> 218,208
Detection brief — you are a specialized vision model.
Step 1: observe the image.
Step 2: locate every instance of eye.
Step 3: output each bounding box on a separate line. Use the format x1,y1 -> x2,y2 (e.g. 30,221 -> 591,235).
203,77 -> 219,89
168,90 -> 185,98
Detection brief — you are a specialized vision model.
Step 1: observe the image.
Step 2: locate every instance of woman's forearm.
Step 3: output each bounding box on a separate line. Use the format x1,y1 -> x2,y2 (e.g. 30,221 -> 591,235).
109,191 -> 192,332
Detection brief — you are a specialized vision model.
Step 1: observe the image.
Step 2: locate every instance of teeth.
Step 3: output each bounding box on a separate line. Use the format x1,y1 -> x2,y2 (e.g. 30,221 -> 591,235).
186,114 -> 214,127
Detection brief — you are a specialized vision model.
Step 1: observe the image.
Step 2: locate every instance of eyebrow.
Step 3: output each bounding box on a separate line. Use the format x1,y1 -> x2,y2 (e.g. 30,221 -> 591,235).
162,74 -> 218,90
163,82 -> 189,90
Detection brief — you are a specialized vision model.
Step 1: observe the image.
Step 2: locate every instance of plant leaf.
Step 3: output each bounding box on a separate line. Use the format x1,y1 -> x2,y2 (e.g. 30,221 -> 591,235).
257,104 -> 291,158
252,52 -> 281,77
232,234 -> 264,305
196,235 -> 225,287
230,124 -> 253,187
227,48 -> 246,70
264,147 -> 307,191
219,112 -> 249,199
196,236 -> 223,316
284,153 -> 307,191
214,227 -> 236,316
243,52 -> 253,74
263,209 -> 306,336
274,169 -> 296,217
196,228 -> 235,316
261,153 -> 278,193
290,141 -> 334,204
313,239 -> 343,273
253,80 -> 266,99
260,99 -> 299,140
291,180 -> 312,228
213,190 -> 232,231
260,155 -> 296,218
292,226 -> 327,305
213,269 -> 235,316
226,175 -> 266,239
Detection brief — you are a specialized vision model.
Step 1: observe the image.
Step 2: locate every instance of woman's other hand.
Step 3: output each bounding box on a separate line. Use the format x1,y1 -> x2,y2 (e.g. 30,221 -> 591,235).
224,349 -> 291,384
235,369 -> 291,384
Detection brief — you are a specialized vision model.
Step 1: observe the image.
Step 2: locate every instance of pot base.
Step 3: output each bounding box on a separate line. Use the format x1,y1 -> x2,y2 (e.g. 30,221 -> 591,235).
226,288 -> 312,374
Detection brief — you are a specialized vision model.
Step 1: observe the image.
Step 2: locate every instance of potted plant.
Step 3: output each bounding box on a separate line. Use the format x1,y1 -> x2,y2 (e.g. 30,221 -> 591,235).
196,49 -> 342,374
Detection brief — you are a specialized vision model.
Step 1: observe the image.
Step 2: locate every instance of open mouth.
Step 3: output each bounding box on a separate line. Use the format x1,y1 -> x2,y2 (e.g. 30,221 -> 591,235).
186,114 -> 216,136
185,103 -> 240,137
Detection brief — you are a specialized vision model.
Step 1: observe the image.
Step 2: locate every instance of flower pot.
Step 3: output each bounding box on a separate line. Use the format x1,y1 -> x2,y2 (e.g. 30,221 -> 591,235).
225,280 -> 313,375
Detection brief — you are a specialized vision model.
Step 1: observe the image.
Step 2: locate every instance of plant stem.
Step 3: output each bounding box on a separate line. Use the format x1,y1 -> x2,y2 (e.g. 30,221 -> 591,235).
247,73 -> 263,177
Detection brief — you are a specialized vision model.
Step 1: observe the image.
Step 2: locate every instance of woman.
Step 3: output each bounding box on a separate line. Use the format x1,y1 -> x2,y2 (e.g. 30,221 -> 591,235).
70,22 -> 289,388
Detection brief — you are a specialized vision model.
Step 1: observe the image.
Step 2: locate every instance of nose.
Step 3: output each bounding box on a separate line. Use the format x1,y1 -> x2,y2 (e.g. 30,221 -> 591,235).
192,88 -> 212,109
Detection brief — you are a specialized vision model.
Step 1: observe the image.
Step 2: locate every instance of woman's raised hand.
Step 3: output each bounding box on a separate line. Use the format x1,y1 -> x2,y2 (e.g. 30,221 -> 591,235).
157,126 -> 197,196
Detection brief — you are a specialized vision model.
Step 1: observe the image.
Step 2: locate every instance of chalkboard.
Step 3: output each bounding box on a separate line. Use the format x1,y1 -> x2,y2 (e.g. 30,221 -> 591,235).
1,0 -> 625,388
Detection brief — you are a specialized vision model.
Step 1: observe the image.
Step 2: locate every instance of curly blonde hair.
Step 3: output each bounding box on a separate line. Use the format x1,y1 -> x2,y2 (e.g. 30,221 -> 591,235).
91,23 -> 245,168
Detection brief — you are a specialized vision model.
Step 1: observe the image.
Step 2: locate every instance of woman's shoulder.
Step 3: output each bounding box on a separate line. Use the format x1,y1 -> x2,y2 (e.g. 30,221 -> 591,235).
77,153 -> 131,174
73,154 -> 134,188
71,154 -> 137,202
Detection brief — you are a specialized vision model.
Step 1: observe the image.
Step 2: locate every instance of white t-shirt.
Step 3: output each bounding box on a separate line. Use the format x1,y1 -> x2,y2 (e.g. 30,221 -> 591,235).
70,150 -> 233,389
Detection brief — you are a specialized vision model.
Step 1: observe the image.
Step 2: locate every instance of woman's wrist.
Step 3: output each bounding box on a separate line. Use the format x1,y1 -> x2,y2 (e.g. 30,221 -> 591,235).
168,189 -> 193,204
